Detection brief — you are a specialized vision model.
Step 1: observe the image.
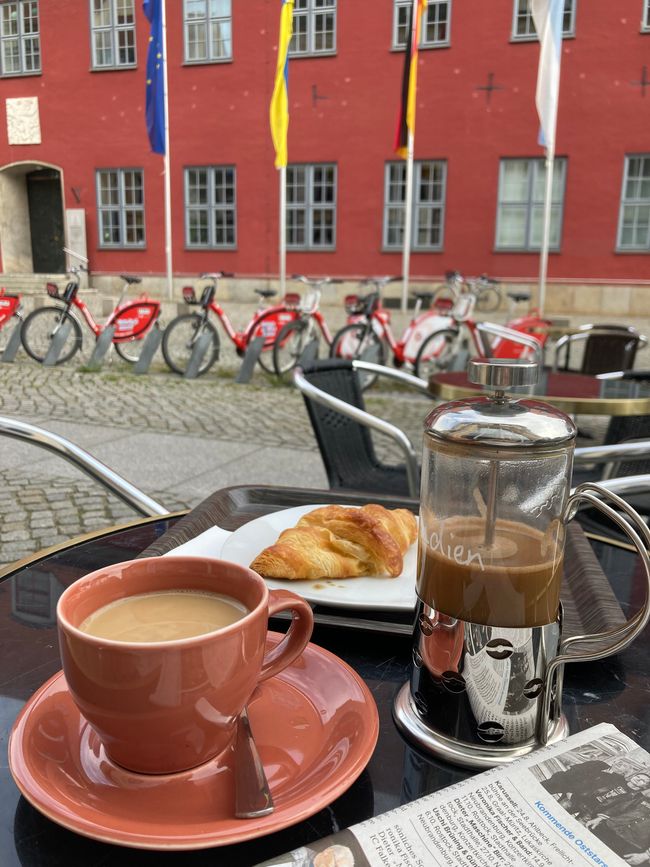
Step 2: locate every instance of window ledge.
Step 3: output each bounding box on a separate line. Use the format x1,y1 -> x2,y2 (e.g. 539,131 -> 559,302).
381,246 -> 443,254
390,43 -> 450,52
509,33 -> 575,44
493,247 -> 561,254
90,65 -> 138,73
287,51 -> 337,60
286,247 -> 336,252
185,246 -> 238,252
97,246 -> 148,251
615,248 -> 650,254
0,70 -> 41,79
182,58 -> 233,67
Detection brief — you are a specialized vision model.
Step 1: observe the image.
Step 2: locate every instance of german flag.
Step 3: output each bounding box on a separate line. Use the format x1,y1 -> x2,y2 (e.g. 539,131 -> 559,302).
395,0 -> 427,158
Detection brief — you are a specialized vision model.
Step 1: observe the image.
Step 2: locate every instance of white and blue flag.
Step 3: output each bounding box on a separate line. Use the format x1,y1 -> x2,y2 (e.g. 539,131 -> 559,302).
531,0 -> 564,151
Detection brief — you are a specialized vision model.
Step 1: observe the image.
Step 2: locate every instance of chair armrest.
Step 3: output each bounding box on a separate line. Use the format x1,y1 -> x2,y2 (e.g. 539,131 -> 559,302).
293,368 -> 420,497
351,360 -> 431,395
0,416 -> 168,517
581,473 -> 650,498
574,441 -> 650,465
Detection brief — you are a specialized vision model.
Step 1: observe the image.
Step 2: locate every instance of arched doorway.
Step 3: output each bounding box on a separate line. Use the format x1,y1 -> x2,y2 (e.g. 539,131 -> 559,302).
0,162 -> 65,274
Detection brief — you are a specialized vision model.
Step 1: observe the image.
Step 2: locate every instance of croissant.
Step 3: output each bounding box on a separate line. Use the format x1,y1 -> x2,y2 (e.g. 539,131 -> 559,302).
250,504 -> 417,580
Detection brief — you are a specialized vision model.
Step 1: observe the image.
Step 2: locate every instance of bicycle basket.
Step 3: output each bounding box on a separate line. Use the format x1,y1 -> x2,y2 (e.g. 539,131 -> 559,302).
451,294 -> 475,322
46,282 -> 60,299
182,286 -> 198,305
344,294 -> 364,315
300,290 -> 318,314
199,285 -> 215,307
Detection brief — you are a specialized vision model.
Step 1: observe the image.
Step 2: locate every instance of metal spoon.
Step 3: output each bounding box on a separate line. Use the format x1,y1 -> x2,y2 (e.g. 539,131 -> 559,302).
234,704 -> 275,819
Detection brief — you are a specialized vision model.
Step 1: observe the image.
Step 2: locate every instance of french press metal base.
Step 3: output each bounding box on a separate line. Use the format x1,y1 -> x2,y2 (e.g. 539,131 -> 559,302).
393,601 -> 570,770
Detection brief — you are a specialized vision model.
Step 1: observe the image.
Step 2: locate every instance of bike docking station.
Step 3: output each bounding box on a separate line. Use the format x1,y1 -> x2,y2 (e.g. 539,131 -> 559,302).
43,320 -> 74,367
234,335 -> 265,384
184,328 -> 218,381
86,326 -> 116,370
133,325 -> 163,375
1,318 -> 23,364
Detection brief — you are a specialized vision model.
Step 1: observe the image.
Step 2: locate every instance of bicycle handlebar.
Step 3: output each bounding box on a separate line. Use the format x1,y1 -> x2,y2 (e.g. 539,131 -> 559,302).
291,275 -> 336,287
199,272 -> 234,281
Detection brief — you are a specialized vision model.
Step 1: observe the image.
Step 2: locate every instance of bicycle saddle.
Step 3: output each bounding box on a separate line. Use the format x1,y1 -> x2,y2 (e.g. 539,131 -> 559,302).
255,289 -> 277,299
121,274 -> 142,285
507,291 -> 531,303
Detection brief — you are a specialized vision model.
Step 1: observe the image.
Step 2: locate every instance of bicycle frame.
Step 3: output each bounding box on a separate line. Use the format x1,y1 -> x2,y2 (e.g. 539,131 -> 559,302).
0,290 -> 21,329
68,292 -> 160,343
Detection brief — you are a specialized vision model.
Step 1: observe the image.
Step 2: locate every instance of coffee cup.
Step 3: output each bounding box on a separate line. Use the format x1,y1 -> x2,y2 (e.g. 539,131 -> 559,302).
56,556 -> 314,775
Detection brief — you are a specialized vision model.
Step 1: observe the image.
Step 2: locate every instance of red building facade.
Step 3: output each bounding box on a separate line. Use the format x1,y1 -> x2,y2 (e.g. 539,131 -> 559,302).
1,0 -> 650,300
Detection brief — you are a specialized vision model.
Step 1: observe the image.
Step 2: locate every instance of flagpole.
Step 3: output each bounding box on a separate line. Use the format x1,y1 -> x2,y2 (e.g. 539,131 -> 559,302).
161,0 -> 173,301
538,148 -> 554,317
400,0 -> 421,314
279,166 -> 286,294
402,129 -> 415,313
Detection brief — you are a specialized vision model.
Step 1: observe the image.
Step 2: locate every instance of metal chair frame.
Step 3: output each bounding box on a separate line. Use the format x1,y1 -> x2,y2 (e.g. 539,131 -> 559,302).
553,324 -> 647,374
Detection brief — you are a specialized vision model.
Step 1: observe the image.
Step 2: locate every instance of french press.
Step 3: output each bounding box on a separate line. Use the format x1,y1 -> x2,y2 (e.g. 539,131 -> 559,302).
394,358 -> 650,768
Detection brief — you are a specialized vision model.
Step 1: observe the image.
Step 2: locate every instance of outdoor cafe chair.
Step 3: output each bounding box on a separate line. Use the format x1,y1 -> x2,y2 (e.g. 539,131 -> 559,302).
293,359 -> 431,499
553,324 -> 647,376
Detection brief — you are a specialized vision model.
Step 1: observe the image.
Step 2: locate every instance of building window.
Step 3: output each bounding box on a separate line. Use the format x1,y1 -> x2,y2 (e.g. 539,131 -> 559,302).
289,0 -> 336,57
183,0 -> 232,63
286,164 -> 336,250
185,166 -> 236,248
512,0 -> 575,41
383,161 -> 447,250
643,0 -> 650,31
617,156 -> 650,251
90,0 -> 136,69
0,1 -> 40,76
393,0 -> 450,49
96,169 -> 145,247
495,158 -> 567,251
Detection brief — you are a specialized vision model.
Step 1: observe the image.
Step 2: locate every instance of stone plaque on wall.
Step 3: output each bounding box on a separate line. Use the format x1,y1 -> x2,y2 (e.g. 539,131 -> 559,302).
6,97 -> 41,145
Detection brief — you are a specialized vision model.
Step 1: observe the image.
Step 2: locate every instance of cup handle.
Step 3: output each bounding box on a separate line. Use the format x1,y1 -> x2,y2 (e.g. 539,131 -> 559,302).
538,482 -> 650,744
258,589 -> 314,682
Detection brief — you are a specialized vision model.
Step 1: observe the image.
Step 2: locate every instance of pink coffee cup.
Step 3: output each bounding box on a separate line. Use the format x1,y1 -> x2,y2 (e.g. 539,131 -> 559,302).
56,556 -> 314,774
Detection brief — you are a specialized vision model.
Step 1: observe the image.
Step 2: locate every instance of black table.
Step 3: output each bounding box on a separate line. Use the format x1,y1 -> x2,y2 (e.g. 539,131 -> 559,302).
0,487 -> 647,866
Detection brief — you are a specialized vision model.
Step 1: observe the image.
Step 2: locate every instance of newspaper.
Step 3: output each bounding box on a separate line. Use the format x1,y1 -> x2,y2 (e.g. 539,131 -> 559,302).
258,724 -> 650,867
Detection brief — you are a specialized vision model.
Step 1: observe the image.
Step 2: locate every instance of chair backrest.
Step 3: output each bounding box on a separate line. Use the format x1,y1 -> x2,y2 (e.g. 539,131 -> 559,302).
299,359 -> 382,490
604,414 -> 650,477
581,327 -> 642,375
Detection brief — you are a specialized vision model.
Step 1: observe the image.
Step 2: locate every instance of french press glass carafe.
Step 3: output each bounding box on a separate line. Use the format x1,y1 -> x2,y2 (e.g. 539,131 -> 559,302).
394,358 -> 650,768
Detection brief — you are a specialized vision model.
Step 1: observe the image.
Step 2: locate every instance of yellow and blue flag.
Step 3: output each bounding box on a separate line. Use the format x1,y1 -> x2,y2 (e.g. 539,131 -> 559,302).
269,0 -> 294,169
143,0 -> 165,154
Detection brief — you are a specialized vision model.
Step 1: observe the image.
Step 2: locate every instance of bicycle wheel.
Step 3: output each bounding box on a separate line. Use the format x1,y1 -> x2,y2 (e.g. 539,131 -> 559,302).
329,322 -> 385,389
20,307 -> 83,364
475,284 -> 501,313
414,328 -> 459,381
273,319 -> 310,378
161,314 -> 220,376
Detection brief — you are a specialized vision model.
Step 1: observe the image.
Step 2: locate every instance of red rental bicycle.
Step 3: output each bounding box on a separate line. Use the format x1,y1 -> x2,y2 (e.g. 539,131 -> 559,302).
0,288 -> 22,351
20,266 -> 161,365
161,272 -> 301,376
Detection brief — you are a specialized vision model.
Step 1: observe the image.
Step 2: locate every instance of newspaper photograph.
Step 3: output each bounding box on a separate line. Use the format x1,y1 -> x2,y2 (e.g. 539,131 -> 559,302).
259,724 -> 650,867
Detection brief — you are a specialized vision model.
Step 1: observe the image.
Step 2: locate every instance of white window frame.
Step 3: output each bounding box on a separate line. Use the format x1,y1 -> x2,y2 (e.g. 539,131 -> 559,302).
96,168 -> 146,248
511,0 -> 576,41
0,0 -> 40,76
616,155 -> 650,251
289,0 -> 336,57
185,166 -> 236,249
183,0 -> 232,64
495,157 -> 567,252
90,0 -> 137,70
392,0 -> 451,50
286,163 -> 337,251
642,0 -> 650,32
383,160 -> 447,252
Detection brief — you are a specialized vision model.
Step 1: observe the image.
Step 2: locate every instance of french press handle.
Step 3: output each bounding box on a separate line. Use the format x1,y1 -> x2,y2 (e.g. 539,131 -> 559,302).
538,482 -> 650,744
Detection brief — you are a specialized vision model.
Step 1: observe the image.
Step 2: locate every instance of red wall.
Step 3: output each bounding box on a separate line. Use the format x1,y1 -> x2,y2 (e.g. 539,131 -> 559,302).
1,0 -> 650,284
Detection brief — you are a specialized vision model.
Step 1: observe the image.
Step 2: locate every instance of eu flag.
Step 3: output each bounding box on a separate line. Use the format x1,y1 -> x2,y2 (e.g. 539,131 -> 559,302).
143,0 -> 165,154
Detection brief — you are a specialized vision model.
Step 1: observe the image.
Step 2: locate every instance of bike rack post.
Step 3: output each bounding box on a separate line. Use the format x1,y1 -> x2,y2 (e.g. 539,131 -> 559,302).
235,335 -> 265,384
87,325 -> 115,370
298,337 -> 320,367
184,330 -> 214,380
43,320 -> 73,367
1,319 -> 23,363
360,340 -> 382,365
133,325 -> 163,375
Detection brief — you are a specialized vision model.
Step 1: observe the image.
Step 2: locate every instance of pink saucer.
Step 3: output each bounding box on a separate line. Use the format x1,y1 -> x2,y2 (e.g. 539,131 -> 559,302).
8,633 -> 379,850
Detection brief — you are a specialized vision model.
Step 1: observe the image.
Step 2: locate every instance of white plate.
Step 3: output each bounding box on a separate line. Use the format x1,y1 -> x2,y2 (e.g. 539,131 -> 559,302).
220,504 -> 418,612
